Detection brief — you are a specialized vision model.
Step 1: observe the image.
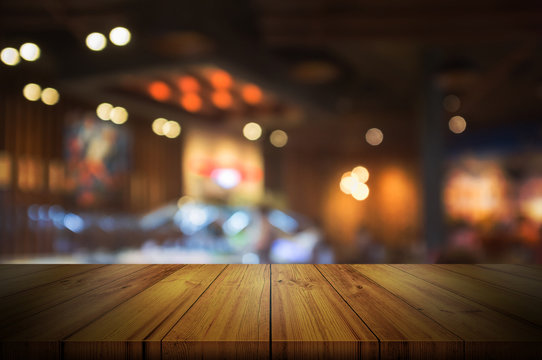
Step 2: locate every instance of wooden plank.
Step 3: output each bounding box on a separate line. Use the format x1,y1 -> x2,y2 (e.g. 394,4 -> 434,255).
393,264 -> 542,327
0,265 -> 148,326
0,265 -> 102,297
436,264 -> 542,299
272,264 -> 378,359
316,264 -> 462,360
0,265 -> 181,360
353,265 -> 542,360
163,265 -> 269,360
522,265 -> 542,270
478,264 -> 542,282
0,265 -> 61,281
65,264 -> 226,360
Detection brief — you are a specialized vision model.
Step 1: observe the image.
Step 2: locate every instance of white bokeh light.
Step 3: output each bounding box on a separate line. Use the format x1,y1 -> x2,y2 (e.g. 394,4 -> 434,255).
86,32 -> 107,51
243,122 -> 262,141
23,83 -> 41,101
19,43 -> 40,61
109,27 -> 131,46
1,47 -> 20,66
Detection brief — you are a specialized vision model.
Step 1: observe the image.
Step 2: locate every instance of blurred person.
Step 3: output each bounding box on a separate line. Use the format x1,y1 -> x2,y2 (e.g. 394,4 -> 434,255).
252,205 -> 275,263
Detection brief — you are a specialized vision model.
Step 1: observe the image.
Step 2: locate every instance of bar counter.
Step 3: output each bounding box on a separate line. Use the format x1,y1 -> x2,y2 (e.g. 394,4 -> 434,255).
1,264 -> 541,359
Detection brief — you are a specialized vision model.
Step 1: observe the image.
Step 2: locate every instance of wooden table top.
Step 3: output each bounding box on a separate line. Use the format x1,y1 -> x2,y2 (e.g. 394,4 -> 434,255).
0,264 -> 541,359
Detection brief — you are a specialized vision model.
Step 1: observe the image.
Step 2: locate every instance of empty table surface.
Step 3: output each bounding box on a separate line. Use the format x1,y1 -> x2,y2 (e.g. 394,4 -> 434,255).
0,264 -> 541,359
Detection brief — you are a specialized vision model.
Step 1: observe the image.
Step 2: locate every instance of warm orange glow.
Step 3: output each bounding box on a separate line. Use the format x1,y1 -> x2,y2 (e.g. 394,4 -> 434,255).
212,91 -> 233,109
181,93 -> 202,112
209,70 -> 233,89
444,163 -> 508,224
519,177 -> 542,224
241,84 -> 263,104
0,152 -> 11,187
376,166 -> 420,242
178,76 -> 200,93
17,157 -> 43,191
48,161 -> 65,193
148,81 -> 171,101
324,175 -> 368,247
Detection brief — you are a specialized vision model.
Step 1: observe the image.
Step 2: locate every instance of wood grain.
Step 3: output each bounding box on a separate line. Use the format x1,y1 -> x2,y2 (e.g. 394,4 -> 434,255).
0,264 -> 61,281
317,264 -> 463,360
478,264 -> 542,282
522,264 -> 542,270
0,265 -> 146,326
1,264 -> 541,360
393,264 -> 542,327
436,264 -> 542,299
163,265 -> 270,360
0,264 -> 103,297
354,265 -> 542,359
0,265 -> 180,360
65,264 -> 226,360
272,264 -> 378,359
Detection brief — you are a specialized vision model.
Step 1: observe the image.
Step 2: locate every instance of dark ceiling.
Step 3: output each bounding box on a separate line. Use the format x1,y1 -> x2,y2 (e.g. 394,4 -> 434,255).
1,0 -> 542,154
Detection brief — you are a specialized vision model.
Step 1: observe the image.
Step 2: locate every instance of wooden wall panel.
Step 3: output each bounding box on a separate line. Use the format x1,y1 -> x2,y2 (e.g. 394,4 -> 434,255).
0,92 -> 184,258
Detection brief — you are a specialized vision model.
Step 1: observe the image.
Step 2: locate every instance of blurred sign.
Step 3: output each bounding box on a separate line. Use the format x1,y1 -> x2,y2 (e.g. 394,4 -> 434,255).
182,128 -> 264,203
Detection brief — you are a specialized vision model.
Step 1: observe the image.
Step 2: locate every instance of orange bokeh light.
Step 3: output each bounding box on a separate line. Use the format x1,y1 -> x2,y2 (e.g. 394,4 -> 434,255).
180,93 -> 202,112
178,76 -> 200,93
212,91 -> 233,109
209,70 -> 233,89
241,84 -> 263,104
148,81 -> 171,101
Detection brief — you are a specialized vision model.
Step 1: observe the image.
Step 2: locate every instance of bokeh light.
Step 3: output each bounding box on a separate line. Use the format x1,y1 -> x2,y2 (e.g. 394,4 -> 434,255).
85,32 -> 107,51
22,83 -> 41,101
96,103 -> 113,120
152,118 -> 168,135
212,91 -> 233,109
352,166 -> 369,183
110,106 -> 128,124
340,173 -> 356,195
443,94 -> 461,112
177,195 -> 194,208
243,122 -> 262,141
41,87 -> 59,105
209,70 -> 233,89
270,130 -> 288,148
351,183 -> 370,201
163,120 -> 181,138
449,115 -> 466,134
340,167 -> 370,200
1,47 -> 20,66
180,93 -> 202,112
109,27 -> 131,46
19,43 -> 40,61
365,128 -> 383,146
178,76 -> 200,92
148,81 -> 171,101
241,84 -> 263,104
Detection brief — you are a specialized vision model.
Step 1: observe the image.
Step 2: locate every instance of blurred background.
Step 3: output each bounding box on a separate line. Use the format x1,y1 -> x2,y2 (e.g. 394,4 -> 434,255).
1,0 -> 542,264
